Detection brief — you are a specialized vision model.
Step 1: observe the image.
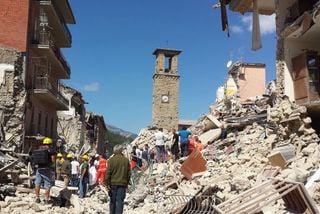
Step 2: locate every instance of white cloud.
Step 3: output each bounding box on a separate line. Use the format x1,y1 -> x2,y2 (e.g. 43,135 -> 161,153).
240,14 -> 276,35
230,25 -> 244,34
84,82 -> 100,92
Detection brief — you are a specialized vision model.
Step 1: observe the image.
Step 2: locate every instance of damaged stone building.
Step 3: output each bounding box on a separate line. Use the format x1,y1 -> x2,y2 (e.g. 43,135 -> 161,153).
57,85 -> 107,155
0,0 -> 75,152
219,0 -> 320,129
216,61 -> 266,105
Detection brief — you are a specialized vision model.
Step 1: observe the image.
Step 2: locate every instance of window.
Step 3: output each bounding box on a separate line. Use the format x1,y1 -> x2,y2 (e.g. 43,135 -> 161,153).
165,56 -> 172,73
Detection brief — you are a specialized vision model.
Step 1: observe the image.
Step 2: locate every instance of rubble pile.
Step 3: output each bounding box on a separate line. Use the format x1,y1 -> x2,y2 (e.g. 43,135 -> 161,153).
130,128 -> 172,149
0,185 -> 109,213
125,96 -> 320,213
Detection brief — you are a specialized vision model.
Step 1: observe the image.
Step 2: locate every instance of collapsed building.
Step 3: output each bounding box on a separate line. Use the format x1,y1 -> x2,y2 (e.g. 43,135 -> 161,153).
218,0 -> 320,128
126,87 -> 320,213
57,85 -> 107,156
0,1 -> 107,202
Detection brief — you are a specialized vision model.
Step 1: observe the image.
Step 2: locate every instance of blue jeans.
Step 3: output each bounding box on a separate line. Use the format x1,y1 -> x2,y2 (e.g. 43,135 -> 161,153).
109,185 -> 126,214
70,174 -> 79,187
79,177 -> 88,198
156,145 -> 166,163
180,143 -> 189,157
34,168 -> 54,189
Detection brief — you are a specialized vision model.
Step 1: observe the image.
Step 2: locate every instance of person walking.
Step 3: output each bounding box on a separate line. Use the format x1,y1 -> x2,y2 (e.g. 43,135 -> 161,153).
96,154 -> 107,185
106,145 -> 131,214
178,127 -> 191,157
154,128 -> 168,163
70,155 -> 80,187
170,129 -> 180,161
79,154 -> 89,198
33,137 -> 56,203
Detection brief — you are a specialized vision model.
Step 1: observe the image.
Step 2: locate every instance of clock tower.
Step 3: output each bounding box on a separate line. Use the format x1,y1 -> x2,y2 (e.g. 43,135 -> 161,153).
152,48 -> 181,130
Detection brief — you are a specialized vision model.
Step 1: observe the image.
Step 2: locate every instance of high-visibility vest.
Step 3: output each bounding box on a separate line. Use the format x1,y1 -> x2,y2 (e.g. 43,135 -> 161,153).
98,158 -> 107,172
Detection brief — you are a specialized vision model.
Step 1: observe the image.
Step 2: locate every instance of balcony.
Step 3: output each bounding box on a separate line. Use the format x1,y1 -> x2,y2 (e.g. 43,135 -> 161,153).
32,30 -> 70,79
38,0 -> 72,47
33,76 -> 69,110
54,0 -> 75,24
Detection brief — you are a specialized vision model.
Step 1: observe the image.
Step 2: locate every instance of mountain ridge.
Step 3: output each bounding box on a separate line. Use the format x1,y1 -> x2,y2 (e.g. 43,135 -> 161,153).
106,124 -> 138,139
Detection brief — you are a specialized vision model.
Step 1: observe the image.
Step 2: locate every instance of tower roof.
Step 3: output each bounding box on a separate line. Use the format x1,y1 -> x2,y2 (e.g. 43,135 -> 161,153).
153,48 -> 182,56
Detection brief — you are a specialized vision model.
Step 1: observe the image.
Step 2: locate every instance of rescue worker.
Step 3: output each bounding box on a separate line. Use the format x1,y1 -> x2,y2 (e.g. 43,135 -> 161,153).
60,153 -> 72,188
70,155 -> 80,187
79,154 -> 89,198
34,137 -> 56,203
96,154 -> 107,185
56,153 -> 64,180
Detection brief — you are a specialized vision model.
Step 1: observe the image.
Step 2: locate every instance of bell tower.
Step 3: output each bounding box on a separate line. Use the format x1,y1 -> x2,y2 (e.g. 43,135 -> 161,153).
152,48 -> 181,130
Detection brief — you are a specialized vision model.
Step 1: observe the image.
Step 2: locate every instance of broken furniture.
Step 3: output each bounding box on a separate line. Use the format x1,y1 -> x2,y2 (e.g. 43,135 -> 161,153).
256,165 -> 281,184
180,149 -> 207,180
216,178 -> 319,214
267,152 -> 288,170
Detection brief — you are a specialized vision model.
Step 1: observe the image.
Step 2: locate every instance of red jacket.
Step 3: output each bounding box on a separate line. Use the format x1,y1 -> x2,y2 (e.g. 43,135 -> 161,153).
98,158 -> 107,172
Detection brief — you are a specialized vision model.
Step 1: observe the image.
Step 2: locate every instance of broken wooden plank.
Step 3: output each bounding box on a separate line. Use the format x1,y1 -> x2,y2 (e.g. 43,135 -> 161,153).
0,160 -> 18,174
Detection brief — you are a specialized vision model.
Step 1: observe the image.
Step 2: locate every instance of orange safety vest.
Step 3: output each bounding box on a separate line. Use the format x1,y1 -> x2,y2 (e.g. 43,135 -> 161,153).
98,158 -> 107,172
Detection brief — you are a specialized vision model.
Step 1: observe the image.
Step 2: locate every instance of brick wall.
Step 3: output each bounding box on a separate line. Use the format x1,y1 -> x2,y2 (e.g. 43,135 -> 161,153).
0,0 -> 30,51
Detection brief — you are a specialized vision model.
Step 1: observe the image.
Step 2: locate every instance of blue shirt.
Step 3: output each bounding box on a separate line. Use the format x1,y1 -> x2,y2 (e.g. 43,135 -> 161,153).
178,130 -> 191,144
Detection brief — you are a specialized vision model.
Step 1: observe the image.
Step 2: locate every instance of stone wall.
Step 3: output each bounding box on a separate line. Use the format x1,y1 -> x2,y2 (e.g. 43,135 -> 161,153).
57,115 -> 86,154
152,74 -> 179,130
0,46 -> 26,150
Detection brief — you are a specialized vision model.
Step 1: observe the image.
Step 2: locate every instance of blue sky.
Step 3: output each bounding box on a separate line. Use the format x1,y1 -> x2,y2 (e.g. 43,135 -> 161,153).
62,0 -> 277,134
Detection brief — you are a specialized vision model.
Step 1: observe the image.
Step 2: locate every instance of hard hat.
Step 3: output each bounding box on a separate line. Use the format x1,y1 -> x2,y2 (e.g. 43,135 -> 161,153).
81,154 -> 89,160
57,153 -> 63,158
43,137 -> 53,145
67,153 -> 73,158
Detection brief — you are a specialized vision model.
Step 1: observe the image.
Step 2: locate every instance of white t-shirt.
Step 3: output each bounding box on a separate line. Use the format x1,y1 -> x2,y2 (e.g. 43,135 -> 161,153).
154,131 -> 167,146
136,148 -> 142,159
71,160 -> 79,175
89,166 -> 97,186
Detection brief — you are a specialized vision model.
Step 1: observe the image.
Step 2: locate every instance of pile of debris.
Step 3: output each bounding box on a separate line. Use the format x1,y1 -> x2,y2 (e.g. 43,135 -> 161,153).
0,184 -> 109,213
126,95 -> 320,213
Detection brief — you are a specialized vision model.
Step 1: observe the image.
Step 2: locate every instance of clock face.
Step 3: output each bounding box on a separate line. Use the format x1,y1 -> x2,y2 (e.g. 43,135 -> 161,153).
161,95 -> 169,103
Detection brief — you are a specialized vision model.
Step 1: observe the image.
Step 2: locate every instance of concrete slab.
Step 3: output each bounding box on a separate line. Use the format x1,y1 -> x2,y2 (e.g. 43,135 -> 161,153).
199,128 -> 221,145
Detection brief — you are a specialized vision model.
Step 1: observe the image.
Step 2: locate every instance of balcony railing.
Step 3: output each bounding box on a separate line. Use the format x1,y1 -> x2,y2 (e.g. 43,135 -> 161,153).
34,76 -> 68,107
34,30 -> 71,76
38,0 -> 72,44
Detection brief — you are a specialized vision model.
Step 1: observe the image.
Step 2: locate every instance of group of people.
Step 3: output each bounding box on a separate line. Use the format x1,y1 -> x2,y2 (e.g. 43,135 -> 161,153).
32,138 -> 108,200
55,152 -> 109,198
130,127 -> 205,169
32,137 -> 131,214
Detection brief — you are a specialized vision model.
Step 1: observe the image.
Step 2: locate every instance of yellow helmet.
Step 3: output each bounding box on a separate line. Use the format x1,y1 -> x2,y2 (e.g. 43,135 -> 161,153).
81,154 -> 89,160
57,153 -> 63,158
67,153 -> 73,158
43,137 -> 53,145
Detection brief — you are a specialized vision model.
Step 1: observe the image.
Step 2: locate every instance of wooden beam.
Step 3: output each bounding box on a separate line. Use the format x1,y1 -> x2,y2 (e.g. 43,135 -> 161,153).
0,160 -> 18,173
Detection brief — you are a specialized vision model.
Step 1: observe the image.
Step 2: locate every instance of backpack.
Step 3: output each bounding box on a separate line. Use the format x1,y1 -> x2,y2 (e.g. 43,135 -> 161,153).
31,149 -> 50,166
